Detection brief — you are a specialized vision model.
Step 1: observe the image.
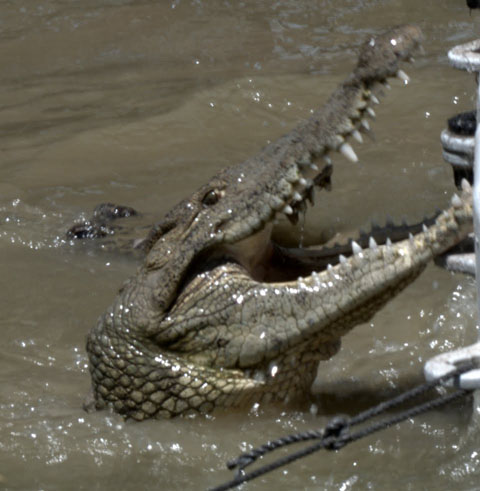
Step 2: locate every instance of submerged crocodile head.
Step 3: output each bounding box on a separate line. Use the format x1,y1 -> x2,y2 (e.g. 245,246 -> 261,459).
85,26 -> 473,420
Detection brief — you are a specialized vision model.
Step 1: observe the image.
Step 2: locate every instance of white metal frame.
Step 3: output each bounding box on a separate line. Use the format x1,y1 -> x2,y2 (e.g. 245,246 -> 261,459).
424,40 -> 480,389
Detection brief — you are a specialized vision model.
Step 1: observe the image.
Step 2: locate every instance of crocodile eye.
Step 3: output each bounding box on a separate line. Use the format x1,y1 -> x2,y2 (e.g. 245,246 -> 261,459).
202,190 -> 220,206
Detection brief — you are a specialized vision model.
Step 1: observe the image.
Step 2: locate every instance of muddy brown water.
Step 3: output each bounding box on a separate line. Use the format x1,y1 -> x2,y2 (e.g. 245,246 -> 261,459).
1,1 -> 480,489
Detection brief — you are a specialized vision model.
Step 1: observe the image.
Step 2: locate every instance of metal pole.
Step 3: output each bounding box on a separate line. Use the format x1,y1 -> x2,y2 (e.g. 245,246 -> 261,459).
446,40 -> 480,325
424,41 -> 480,389
475,80 -> 480,324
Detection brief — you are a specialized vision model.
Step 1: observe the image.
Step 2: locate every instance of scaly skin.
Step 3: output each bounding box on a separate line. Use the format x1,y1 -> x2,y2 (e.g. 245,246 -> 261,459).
83,26 -> 472,420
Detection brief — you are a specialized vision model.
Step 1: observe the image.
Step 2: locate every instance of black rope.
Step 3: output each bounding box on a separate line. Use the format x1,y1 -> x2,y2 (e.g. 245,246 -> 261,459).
209,364 -> 474,491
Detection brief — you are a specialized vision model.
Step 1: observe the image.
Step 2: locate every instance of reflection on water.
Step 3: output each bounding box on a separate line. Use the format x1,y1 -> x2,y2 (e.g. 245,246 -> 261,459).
1,0 -> 480,489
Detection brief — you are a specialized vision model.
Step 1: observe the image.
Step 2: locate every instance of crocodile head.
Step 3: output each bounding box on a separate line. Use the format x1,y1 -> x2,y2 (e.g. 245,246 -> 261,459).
85,25 -> 472,420
140,24 -> 424,312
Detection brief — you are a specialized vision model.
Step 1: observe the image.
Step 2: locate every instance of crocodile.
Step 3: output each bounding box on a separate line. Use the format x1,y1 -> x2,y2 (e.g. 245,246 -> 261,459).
82,25 -> 473,420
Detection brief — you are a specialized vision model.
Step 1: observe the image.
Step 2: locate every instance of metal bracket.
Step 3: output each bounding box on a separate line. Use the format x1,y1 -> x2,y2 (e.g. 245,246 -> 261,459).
441,129 -> 474,171
424,343 -> 480,389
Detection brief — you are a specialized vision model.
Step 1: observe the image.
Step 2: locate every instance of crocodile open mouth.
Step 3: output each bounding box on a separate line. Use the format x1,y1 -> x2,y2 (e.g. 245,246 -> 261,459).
201,183 -> 440,288
79,25 -> 476,421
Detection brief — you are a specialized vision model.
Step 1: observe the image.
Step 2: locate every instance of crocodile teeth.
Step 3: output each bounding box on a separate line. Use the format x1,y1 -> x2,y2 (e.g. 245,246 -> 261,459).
451,193 -> 462,208
339,142 -> 358,163
461,178 -> 472,192
293,192 -> 303,202
343,120 -> 355,132
310,163 -> 319,171
368,236 -> 378,250
409,232 -> 414,243
383,81 -> 392,90
361,119 -> 370,131
351,240 -> 362,255
352,130 -> 363,143
354,96 -> 367,110
339,254 -> 347,264
422,224 -> 428,234
323,155 -> 332,165
370,94 -> 380,105
283,205 -> 294,215
397,69 -> 410,84
299,177 -> 308,187
327,263 -> 336,278
366,107 -> 376,119
386,237 -> 392,247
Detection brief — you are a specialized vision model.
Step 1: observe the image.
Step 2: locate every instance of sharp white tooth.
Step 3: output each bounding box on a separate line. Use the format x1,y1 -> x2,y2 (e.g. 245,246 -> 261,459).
367,107 -> 376,118
352,130 -> 363,143
383,81 -> 391,90
371,94 -> 380,105
409,232 -> 414,243
293,192 -> 302,202
339,142 -> 358,163
300,178 -> 314,189
451,193 -> 462,208
310,163 -> 319,171
386,237 -> 392,247
368,236 -> 378,249
361,119 -> 370,131
327,263 -> 333,271
355,99 -> 367,110
323,155 -> 332,165
344,119 -> 355,132
397,69 -> 410,84
283,205 -> 293,215
339,254 -> 347,264
461,178 -> 472,192
422,224 -> 428,234
351,240 -> 362,255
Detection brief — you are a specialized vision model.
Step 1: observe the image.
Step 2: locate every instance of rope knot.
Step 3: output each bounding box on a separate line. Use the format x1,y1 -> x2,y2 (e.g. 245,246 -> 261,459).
323,415 -> 349,450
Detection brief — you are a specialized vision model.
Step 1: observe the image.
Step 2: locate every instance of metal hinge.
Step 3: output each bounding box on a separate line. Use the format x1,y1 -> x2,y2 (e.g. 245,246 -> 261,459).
424,342 -> 480,390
